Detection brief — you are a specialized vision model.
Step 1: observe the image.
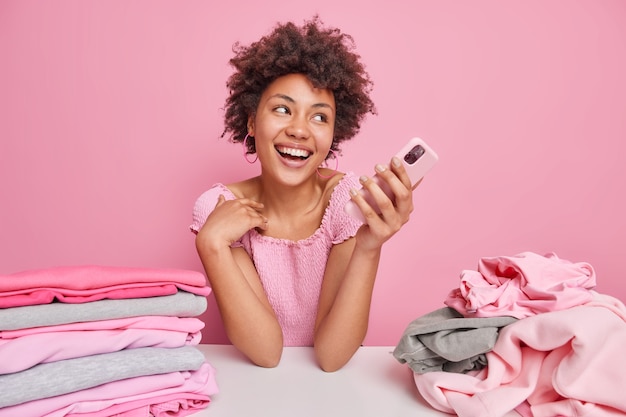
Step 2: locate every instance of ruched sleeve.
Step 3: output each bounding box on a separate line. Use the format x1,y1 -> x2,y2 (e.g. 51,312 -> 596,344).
327,172 -> 363,244
189,184 -> 235,234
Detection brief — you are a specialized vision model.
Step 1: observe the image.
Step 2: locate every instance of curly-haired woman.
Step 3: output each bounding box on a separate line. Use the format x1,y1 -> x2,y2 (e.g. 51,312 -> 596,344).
190,16 -> 416,372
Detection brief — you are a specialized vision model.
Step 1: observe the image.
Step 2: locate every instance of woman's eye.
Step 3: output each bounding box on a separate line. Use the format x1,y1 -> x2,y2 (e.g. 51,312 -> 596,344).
274,106 -> 289,114
313,114 -> 328,123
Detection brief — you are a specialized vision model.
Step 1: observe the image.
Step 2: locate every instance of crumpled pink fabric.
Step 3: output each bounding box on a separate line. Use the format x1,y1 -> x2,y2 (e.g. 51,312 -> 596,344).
444,252 -> 596,318
0,265 -> 211,308
414,293 -> 626,417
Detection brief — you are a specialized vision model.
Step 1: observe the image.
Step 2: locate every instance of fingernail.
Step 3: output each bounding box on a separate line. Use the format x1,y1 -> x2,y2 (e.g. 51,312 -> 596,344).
350,188 -> 358,196
375,164 -> 386,173
392,157 -> 402,168
360,175 -> 369,183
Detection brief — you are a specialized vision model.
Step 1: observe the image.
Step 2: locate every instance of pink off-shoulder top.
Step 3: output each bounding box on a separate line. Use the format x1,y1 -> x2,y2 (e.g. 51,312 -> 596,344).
190,172 -> 363,346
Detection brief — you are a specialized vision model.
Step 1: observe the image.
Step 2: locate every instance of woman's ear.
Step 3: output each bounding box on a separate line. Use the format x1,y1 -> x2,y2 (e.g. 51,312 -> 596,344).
247,115 -> 255,136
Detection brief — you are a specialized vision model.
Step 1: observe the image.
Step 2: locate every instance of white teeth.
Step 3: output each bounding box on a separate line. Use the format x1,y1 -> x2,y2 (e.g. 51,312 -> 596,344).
276,146 -> 310,158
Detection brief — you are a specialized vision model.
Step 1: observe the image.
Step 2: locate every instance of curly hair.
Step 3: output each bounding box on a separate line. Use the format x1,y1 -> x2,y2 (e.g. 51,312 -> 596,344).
222,16 -> 377,157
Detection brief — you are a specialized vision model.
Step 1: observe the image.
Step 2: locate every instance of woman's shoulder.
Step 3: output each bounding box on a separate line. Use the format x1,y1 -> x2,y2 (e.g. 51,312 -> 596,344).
195,176 -> 258,202
327,171 -> 360,203
189,183 -> 236,233
196,183 -> 236,203
189,177 -> 261,233
227,177 -> 259,199
335,171 -> 360,190
321,171 -> 363,241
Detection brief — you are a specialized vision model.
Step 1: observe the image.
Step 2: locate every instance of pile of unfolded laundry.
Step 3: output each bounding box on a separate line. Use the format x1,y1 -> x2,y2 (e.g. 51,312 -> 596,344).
393,251 -> 626,417
0,265 -> 218,417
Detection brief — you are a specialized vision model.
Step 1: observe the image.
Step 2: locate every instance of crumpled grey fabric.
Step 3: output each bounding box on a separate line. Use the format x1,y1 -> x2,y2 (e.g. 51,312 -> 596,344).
393,307 -> 517,374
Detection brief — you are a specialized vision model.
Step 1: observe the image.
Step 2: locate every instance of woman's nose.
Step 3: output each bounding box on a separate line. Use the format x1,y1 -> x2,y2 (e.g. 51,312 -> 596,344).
285,117 -> 309,139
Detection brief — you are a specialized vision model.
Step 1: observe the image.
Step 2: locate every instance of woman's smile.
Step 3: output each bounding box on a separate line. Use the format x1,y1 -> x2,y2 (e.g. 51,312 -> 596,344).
275,145 -> 313,168
276,145 -> 311,159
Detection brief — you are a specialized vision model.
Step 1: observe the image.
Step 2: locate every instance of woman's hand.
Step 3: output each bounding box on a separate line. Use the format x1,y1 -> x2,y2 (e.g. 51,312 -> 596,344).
196,195 -> 268,250
350,156 -> 415,250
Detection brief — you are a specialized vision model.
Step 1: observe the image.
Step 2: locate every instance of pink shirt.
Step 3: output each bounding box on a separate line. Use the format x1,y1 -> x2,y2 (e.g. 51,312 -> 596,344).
190,173 -> 363,346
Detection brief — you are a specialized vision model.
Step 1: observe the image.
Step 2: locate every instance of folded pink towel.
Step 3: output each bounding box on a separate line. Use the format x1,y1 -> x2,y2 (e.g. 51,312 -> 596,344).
0,362 -> 217,417
0,266 -> 211,308
0,316 -> 205,374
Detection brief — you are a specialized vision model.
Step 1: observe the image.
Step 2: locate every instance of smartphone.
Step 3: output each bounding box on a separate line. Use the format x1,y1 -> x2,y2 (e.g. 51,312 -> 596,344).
344,137 -> 439,222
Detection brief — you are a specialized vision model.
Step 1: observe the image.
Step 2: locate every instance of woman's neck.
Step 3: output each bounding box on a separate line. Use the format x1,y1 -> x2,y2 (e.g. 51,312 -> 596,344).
256,175 -> 325,218
251,174 -> 333,241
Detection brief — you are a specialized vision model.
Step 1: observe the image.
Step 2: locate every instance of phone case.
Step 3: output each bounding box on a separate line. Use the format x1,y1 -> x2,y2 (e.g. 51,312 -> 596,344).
344,137 -> 439,222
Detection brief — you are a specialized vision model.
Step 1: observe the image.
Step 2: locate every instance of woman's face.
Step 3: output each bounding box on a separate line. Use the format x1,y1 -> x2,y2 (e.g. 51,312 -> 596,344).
249,73 -> 335,184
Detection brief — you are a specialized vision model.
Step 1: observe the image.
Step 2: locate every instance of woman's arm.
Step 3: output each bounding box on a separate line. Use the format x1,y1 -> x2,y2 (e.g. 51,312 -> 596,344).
313,158 -> 415,372
195,195 -> 283,367
313,237 -> 381,372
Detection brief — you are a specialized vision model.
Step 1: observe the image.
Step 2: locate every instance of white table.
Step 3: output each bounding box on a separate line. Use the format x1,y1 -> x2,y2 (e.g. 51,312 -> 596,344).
195,344 -> 453,417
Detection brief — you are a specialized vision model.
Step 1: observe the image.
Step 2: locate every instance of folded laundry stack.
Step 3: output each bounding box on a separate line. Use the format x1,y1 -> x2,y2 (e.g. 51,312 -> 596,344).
0,265 -> 218,417
393,252 -> 626,417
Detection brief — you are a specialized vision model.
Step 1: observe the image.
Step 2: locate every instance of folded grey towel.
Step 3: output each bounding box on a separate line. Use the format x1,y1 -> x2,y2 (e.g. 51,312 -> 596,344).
0,346 -> 206,408
0,291 -> 207,331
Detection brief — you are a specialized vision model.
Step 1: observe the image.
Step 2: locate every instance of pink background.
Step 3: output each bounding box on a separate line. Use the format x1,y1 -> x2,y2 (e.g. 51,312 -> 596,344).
2,1 -> 625,345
